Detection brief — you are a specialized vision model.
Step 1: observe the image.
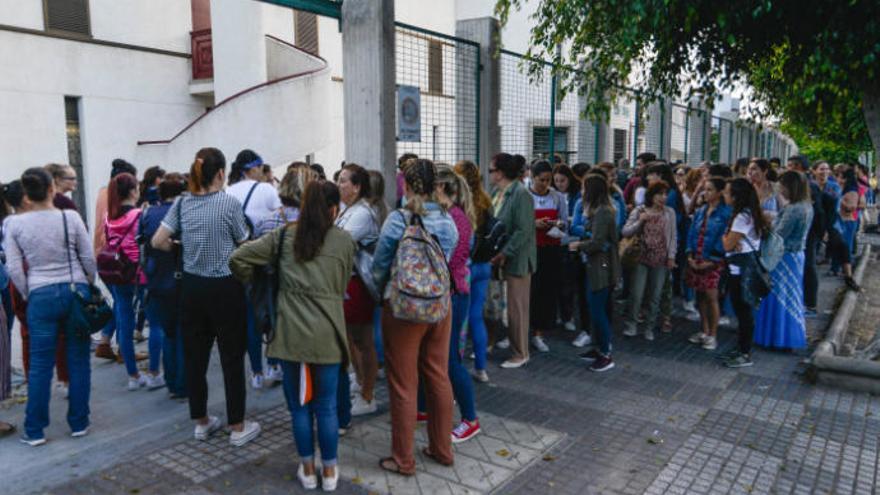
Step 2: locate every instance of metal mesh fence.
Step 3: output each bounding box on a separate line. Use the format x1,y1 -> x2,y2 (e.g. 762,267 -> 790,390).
499,50 -> 579,163
394,23 -> 479,164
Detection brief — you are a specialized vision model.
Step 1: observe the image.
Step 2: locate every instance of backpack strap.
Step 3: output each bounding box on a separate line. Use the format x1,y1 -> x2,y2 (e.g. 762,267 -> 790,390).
242,182 -> 259,213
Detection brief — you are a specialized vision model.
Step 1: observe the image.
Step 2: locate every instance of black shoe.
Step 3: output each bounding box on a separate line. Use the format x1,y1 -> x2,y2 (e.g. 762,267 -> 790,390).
844,276 -> 862,292
578,348 -> 601,362
589,355 -> 615,372
723,352 -> 754,368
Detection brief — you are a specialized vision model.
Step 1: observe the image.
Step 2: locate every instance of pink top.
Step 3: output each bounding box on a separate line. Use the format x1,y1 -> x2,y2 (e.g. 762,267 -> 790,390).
448,205 -> 472,295
105,208 -> 145,284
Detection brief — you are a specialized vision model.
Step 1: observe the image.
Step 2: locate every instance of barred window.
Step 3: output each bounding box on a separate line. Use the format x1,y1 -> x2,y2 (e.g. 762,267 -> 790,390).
613,129 -> 628,161
44,0 -> 91,36
295,10 -> 319,56
428,40 -> 443,95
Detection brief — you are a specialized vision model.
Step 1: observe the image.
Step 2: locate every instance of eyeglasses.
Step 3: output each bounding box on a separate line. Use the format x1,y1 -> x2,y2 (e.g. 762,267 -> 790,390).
62,176 -> 77,181
488,168 -> 499,173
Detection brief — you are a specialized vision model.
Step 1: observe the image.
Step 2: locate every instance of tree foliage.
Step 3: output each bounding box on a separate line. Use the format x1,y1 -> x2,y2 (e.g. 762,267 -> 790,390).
494,0 -> 880,156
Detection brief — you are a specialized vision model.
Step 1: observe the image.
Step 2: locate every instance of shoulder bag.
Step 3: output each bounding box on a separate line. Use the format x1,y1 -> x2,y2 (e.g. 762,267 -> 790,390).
62,211 -> 113,341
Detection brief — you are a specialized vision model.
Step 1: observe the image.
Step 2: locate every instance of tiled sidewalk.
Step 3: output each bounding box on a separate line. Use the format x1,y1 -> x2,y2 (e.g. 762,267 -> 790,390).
16,264 -> 880,495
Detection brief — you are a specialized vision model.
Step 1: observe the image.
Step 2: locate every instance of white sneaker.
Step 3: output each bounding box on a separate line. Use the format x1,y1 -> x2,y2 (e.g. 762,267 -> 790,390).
623,327 -> 638,337
718,316 -> 732,328
682,300 -> 697,314
350,379 -> 362,395
563,320 -> 577,332
702,336 -> 718,350
350,394 -> 377,416
531,336 -> 549,352
572,331 -> 592,348
229,420 -> 261,446
499,358 -> 528,369
145,374 -> 166,390
265,365 -> 283,383
495,338 -> 510,349
71,427 -> 89,438
56,382 -> 69,399
644,329 -> 655,341
685,309 -> 701,322
251,373 -> 264,390
471,369 -> 489,383
127,375 -> 147,391
194,416 -> 221,441
297,463 -> 317,490
688,332 -> 706,344
322,465 -> 339,491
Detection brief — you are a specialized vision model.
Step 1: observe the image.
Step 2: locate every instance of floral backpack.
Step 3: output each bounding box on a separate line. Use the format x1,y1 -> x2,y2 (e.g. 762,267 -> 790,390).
389,211 -> 451,324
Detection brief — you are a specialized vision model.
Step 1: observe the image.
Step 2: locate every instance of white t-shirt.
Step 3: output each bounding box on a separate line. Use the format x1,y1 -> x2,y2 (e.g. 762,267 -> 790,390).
226,179 -> 282,230
725,212 -> 761,275
634,186 -> 646,207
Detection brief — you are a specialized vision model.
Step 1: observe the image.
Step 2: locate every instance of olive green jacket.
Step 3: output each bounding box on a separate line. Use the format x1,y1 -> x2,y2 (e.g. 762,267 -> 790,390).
576,204 -> 621,291
495,180 -> 537,277
229,225 -> 355,365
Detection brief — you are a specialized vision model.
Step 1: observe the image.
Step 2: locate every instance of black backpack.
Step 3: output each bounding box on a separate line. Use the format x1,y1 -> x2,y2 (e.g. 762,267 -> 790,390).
471,210 -> 509,263
249,226 -> 287,343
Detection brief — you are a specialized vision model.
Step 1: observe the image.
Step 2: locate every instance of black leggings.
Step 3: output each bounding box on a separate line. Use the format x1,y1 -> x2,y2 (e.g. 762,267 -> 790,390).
181,273 -> 248,424
729,274 -> 754,355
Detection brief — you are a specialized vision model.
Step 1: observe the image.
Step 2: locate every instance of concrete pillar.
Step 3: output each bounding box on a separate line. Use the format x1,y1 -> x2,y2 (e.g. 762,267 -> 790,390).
211,0 -> 267,101
342,0 -> 396,206
686,104 -> 710,165
456,17 -> 500,180
576,94 -> 610,164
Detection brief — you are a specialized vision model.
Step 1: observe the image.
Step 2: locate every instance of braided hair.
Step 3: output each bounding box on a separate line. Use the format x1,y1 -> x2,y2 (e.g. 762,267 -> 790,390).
402,159 -> 437,216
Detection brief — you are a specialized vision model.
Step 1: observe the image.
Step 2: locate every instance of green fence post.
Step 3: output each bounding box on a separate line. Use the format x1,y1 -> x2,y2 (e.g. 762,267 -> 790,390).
594,122 -> 600,163
728,123 -> 733,163
549,71 -> 557,161
633,99 -> 641,165
700,110 -> 707,162
683,104 -> 690,164
659,99 -> 666,159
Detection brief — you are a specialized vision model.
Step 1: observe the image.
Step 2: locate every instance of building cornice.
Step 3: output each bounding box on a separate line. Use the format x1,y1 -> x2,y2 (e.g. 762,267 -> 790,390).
0,23 -> 191,59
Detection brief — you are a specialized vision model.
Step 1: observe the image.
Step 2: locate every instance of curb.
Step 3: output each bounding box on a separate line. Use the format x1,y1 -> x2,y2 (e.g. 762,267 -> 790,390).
809,244 -> 880,392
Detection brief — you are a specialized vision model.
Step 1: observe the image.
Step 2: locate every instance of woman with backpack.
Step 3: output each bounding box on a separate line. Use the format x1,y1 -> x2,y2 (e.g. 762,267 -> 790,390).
371,159 -> 458,475
622,181 -> 677,341
414,164 -> 481,443
4,167 -> 97,445
230,181 -> 354,492
227,149 -> 283,389
569,174 -> 621,372
151,147 -> 260,447
453,160 -> 494,383
139,173 -> 187,398
721,178 -> 770,368
335,163 -> 380,418
753,171 -> 813,351
103,172 -> 162,391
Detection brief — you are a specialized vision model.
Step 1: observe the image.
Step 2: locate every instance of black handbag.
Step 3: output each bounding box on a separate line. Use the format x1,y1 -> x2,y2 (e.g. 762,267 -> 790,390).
62,211 -> 113,340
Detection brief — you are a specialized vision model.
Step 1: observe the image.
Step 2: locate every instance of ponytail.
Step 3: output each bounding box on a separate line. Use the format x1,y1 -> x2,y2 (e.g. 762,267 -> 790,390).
293,181 -> 340,262
188,148 -> 226,193
107,172 -> 138,219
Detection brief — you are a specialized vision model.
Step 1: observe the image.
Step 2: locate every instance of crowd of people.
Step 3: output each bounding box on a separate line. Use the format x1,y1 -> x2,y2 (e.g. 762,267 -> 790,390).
0,148 -> 872,490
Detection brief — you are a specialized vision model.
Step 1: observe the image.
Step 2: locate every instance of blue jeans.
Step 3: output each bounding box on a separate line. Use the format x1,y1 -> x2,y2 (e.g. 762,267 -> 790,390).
418,292 -> 477,421
586,283 -> 612,356
373,307 -> 384,365
101,310 -> 116,339
336,367 -> 351,428
244,297 -> 279,375
145,289 -> 186,395
110,284 -> 139,376
25,283 -> 91,439
281,361 -> 340,465
468,262 -> 491,371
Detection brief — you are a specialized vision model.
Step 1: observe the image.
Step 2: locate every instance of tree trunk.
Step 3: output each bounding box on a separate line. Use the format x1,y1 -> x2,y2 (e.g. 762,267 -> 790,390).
863,83 -> 880,165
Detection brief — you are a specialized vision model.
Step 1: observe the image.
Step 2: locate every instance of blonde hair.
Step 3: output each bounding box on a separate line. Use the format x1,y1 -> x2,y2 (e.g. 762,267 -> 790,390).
435,163 -> 475,228
278,164 -> 317,207
454,160 -> 491,227
402,159 -> 436,216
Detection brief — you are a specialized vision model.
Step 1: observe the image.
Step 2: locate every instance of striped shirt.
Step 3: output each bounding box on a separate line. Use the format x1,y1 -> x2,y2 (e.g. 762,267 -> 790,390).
161,192 -> 249,278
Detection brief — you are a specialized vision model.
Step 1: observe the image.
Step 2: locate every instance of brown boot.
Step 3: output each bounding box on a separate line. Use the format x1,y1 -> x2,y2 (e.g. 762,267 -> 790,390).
95,343 -> 116,360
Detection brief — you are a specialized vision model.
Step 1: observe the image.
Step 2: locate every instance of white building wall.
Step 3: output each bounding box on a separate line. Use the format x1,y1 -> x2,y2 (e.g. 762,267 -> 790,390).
0,0 -> 43,30
211,0 -> 267,101
90,0 -> 191,53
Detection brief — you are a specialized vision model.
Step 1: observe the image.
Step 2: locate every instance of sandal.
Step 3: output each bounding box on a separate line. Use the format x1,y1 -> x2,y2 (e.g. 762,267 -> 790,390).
378,457 -> 413,476
0,421 -> 15,438
422,447 -> 453,466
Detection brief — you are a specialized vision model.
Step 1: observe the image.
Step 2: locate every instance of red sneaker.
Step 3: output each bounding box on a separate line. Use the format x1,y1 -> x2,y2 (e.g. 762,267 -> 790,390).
417,411 -> 429,422
451,419 -> 481,443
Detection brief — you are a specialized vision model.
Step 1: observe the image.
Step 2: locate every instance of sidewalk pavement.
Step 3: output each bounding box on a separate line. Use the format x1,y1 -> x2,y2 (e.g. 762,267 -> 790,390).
3,266 -> 878,495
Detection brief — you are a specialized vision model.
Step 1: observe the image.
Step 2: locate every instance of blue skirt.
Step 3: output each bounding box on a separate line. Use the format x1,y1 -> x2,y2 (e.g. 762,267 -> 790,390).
754,251 -> 807,349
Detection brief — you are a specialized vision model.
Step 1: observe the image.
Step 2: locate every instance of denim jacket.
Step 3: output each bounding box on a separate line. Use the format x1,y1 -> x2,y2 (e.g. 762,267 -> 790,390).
371,203 -> 459,296
774,201 -> 813,252
570,196 -> 625,240
686,203 -> 732,262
